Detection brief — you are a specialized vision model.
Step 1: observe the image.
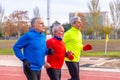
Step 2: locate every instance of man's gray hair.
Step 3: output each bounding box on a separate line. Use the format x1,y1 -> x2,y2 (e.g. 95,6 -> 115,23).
51,22 -> 61,35
70,16 -> 81,24
31,17 -> 41,27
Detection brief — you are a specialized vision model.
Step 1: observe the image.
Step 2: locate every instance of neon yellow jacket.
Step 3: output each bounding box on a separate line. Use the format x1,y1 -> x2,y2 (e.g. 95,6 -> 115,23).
63,27 -> 83,62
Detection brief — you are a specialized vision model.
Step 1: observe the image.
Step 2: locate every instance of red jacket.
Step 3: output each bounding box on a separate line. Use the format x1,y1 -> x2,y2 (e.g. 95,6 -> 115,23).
46,37 -> 66,69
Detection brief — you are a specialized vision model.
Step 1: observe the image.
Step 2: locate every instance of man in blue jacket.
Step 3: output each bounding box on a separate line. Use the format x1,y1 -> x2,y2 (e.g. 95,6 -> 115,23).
13,17 -> 49,80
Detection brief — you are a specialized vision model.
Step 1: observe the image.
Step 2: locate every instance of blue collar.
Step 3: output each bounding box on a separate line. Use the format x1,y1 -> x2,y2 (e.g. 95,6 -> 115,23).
30,27 -> 42,34
54,36 -> 62,41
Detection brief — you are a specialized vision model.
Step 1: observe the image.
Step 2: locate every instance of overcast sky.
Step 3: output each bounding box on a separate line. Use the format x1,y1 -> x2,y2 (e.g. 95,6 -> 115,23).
0,0 -> 113,25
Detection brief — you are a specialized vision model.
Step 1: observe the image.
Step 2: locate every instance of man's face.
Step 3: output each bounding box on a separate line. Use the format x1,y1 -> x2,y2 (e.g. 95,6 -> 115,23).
74,18 -> 82,30
33,19 -> 45,32
54,26 -> 64,38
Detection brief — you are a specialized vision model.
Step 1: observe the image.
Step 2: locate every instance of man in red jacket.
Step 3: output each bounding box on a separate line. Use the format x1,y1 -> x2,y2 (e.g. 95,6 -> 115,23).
44,22 -> 66,80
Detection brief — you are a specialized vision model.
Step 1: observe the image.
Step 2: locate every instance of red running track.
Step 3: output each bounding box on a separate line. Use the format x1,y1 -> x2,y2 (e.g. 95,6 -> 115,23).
0,66 -> 120,80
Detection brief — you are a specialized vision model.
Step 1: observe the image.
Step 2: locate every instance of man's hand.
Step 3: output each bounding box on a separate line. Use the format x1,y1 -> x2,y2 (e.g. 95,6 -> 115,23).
83,44 -> 92,51
66,51 -> 74,61
23,59 -> 30,70
47,48 -> 54,55
44,62 -> 51,68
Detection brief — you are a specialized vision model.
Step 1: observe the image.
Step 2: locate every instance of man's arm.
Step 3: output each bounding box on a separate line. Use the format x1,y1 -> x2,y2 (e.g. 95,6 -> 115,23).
13,34 -> 29,61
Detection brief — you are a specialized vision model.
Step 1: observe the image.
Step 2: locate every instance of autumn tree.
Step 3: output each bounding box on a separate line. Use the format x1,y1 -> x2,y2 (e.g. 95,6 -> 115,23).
102,25 -> 113,35
3,20 -> 15,37
3,10 -> 29,38
109,0 -> 120,39
86,27 -> 94,36
88,0 -> 102,39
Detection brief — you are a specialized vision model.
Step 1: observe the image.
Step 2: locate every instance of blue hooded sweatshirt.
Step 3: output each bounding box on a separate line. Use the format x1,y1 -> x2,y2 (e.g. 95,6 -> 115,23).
13,28 -> 47,70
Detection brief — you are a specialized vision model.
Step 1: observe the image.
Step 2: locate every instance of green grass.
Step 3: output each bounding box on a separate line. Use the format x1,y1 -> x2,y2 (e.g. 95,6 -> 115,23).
81,51 -> 120,58
0,48 -> 14,55
0,39 -> 120,58
0,40 -> 16,55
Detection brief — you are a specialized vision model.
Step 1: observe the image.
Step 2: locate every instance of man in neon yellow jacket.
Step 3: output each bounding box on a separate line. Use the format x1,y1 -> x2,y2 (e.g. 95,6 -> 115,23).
63,16 -> 91,80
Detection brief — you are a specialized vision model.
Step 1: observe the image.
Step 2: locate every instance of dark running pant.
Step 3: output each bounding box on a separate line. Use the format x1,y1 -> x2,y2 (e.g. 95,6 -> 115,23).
65,61 -> 80,80
23,67 -> 41,80
46,68 -> 61,80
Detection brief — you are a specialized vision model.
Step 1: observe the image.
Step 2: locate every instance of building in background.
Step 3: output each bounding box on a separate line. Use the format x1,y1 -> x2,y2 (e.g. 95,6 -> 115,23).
69,11 -> 108,27
69,11 -> 109,39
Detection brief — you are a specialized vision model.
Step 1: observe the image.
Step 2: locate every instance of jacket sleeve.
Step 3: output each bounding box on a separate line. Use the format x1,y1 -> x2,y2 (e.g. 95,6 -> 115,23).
45,39 -> 51,55
13,34 -> 29,61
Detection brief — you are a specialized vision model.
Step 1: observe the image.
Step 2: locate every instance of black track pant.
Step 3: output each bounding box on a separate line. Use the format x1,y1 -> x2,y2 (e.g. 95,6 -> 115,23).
46,68 -> 61,80
23,67 -> 41,80
65,61 -> 80,80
